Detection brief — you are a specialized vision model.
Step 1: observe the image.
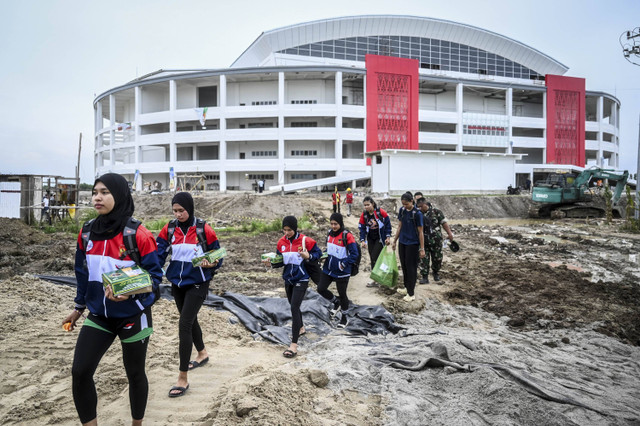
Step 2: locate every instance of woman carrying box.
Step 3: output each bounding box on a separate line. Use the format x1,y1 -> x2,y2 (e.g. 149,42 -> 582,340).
156,192 -> 223,397
263,215 -> 322,358
62,173 -> 163,426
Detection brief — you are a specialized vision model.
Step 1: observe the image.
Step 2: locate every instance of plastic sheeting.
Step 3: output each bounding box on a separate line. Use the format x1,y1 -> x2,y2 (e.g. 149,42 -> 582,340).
37,275 -> 403,346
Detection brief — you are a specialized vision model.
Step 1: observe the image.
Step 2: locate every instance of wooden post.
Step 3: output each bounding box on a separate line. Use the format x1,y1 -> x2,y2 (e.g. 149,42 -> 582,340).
75,133 -> 82,225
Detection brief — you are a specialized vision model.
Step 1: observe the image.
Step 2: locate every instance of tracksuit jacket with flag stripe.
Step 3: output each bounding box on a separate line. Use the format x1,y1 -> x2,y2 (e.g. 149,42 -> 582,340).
273,232 -> 322,283
323,231 -> 359,278
156,219 -> 222,287
74,225 -> 163,318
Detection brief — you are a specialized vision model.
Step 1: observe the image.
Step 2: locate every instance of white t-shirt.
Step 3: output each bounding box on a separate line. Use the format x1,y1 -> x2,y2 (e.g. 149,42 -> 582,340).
42,196 -> 50,208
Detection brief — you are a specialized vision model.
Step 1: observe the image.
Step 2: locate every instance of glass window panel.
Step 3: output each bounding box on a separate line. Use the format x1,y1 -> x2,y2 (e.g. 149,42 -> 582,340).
335,40 -> 345,47
346,48 -> 356,55
298,47 -> 309,54
334,46 -> 345,54
346,54 -> 357,61
335,52 -> 346,60
322,51 -> 334,58
346,41 -> 356,48
441,41 -> 450,48
357,37 -> 367,43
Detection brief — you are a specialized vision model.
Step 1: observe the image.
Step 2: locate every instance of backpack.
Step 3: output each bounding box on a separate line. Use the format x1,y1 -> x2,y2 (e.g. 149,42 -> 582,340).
398,207 -> 419,238
166,218 -> 208,254
81,217 -> 143,265
328,229 -> 362,276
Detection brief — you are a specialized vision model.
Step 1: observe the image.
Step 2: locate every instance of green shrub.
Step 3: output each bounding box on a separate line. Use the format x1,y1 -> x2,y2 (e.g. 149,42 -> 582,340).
145,218 -> 172,233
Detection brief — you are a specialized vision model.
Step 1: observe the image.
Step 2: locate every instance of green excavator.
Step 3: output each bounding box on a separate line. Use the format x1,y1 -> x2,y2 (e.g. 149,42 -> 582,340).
529,167 -> 629,218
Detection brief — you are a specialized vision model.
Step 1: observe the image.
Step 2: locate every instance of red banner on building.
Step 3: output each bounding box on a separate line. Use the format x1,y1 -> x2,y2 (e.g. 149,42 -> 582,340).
365,55 -> 419,155
545,74 -> 585,167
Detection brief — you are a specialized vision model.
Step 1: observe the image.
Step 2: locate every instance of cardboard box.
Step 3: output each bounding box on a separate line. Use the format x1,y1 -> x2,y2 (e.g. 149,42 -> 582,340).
261,252 -> 283,264
192,247 -> 227,267
102,265 -> 153,296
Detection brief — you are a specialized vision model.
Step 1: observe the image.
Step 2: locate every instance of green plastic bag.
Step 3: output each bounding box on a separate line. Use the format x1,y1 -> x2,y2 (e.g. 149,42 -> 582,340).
370,246 -> 399,288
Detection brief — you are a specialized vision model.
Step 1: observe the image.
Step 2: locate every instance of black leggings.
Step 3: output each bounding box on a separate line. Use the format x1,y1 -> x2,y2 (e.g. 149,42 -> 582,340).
398,243 -> 419,296
172,281 -> 210,372
72,312 -> 150,423
317,273 -> 350,311
285,281 -> 308,344
367,237 -> 384,268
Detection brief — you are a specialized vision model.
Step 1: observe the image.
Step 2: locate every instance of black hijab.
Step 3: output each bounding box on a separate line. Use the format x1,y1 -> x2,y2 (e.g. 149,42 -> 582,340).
172,192 -> 195,234
90,173 -> 134,241
329,213 -> 344,237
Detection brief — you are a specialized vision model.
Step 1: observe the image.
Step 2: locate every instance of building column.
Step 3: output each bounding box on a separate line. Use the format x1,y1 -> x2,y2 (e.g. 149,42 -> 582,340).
169,80 -> 177,162
219,74 -> 227,192
109,94 -> 115,167
507,87 -> 513,154
456,83 -> 463,152
277,72 -> 286,186
597,96 -> 604,166
95,101 -> 102,173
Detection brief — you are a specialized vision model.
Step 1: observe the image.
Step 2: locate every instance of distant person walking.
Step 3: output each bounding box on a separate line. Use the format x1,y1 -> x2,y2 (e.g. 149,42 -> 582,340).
332,187 -> 341,213
258,179 -> 265,193
344,188 -> 354,216
41,192 -> 51,225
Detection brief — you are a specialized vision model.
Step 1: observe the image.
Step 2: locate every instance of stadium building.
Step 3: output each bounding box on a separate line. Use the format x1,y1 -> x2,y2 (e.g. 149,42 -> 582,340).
93,15 -> 621,192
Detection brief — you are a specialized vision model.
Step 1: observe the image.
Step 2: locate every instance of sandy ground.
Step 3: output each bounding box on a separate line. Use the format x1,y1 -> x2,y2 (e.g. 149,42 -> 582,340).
0,193 -> 639,425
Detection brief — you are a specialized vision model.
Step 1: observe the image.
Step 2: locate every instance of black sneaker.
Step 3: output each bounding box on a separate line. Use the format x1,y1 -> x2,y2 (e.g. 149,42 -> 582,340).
337,315 -> 349,328
433,272 -> 441,282
330,299 -> 341,317
419,277 -> 429,285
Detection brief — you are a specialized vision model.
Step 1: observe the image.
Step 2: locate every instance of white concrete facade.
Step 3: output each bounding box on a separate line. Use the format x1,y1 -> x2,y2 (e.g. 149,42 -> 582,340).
94,15 -> 621,192
369,150 -> 523,194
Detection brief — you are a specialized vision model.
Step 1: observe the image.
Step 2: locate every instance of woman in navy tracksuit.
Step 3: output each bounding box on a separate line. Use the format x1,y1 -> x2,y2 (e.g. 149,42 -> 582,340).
392,192 -> 425,302
358,196 -> 392,287
264,215 -> 322,358
318,213 -> 359,328
156,192 -> 222,397
63,173 -> 163,426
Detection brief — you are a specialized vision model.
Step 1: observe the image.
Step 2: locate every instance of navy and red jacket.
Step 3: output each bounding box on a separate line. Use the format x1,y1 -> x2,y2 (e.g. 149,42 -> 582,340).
272,232 -> 322,283
74,224 -> 163,319
358,208 -> 392,242
156,219 -> 222,287
323,230 -> 359,278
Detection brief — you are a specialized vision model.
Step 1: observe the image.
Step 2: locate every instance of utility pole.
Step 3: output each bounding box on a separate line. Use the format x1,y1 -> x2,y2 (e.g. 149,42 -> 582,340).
619,28 -> 640,218
76,133 -> 82,225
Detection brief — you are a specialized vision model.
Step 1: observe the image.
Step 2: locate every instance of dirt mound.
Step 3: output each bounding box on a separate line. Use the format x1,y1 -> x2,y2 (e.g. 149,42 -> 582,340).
0,218 -> 76,280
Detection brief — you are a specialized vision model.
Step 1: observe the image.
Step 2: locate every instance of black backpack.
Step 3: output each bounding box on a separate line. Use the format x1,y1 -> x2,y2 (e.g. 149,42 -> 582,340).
81,217 -> 143,265
328,229 -> 361,276
165,218 -> 208,254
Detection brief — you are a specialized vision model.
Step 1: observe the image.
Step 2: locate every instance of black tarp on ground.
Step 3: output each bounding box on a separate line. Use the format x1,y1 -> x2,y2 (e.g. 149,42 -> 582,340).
38,275 -> 403,345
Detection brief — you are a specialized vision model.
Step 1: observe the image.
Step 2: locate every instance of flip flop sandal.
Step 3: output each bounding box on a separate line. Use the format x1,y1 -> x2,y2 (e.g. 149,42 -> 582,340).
188,357 -> 209,370
168,384 -> 189,398
283,349 -> 297,358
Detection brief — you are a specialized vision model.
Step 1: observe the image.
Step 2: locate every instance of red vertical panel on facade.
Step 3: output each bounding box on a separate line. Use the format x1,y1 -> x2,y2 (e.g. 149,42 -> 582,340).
545,74 -> 585,167
365,54 -> 419,155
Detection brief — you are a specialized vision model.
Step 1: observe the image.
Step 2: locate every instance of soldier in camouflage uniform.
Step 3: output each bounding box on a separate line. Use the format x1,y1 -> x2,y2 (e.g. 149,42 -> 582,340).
416,197 -> 454,284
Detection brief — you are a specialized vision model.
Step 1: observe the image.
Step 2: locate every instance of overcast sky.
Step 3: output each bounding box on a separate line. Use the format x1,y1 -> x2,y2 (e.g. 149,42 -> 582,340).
1,0 -> 638,183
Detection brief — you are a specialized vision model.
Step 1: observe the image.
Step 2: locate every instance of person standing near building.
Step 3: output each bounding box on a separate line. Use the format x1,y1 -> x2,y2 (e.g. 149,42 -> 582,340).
344,188 -> 354,216
392,192 -> 425,302
62,173 -> 163,426
358,196 -> 392,287
317,213 -> 359,328
258,179 -> 265,193
416,197 -> 454,284
42,191 -> 51,225
332,187 -> 341,213
156,192 -> 223,398
263,216 -> 322,358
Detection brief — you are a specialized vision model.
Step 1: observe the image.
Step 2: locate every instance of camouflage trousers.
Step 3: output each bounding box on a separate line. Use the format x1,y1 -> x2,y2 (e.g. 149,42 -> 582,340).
419,236 -> 443,277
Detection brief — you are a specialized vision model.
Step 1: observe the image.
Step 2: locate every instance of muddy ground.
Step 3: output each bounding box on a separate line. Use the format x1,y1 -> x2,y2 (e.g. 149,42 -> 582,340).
0,192 -> 639,424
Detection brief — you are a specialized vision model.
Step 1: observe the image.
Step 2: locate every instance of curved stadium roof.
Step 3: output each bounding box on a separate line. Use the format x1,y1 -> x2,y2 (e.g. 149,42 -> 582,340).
231,15 -> 568,77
